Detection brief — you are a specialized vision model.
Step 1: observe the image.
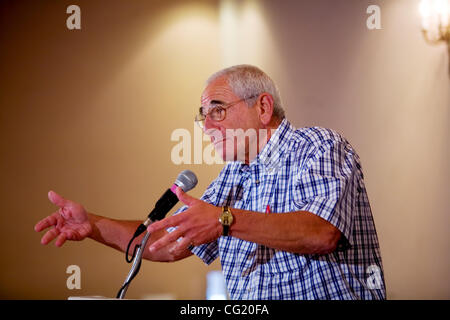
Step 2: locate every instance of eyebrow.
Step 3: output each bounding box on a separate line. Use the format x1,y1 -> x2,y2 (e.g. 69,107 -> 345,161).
200,100 -> 225,115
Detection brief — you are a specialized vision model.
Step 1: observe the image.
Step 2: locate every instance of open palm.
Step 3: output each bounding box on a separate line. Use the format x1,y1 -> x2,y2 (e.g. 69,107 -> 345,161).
34,191 -> 92,247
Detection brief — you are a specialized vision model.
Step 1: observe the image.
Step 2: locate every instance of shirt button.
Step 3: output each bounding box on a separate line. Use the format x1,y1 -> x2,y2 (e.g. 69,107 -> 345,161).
255,180 -> 260,184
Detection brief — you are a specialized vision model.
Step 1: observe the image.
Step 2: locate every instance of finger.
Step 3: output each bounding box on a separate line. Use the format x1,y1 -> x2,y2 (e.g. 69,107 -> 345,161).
171,236 -> 193,255
55,233 -> 67,247
149,227 -> 184,253
41,227 -> 60,245
48,190 -> 67,208
147,214 -> 183,234
34,212 -> 58,232
175,187 -> 196,206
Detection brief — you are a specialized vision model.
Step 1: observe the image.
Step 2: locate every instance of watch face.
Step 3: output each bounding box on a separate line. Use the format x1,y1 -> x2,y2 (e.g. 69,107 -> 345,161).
220,210 -> 233,226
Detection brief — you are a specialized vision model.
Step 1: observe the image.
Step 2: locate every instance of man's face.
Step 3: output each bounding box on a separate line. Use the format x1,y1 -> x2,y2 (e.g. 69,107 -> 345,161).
201,76 -> 262,163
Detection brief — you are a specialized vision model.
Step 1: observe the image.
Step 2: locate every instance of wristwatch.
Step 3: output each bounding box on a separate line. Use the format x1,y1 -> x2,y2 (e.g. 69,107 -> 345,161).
219,206 -> 234,236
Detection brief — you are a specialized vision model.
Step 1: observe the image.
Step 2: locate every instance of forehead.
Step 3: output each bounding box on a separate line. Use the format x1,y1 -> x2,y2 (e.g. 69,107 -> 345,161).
201,76 -> 239,107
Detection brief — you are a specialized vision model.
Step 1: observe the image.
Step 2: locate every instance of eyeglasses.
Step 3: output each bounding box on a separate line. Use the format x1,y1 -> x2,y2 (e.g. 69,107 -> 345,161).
195,94 -> 259,129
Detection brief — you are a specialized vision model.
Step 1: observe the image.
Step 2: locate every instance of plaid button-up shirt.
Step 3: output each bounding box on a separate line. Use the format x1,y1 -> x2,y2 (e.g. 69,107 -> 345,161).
175,118 -> 386,300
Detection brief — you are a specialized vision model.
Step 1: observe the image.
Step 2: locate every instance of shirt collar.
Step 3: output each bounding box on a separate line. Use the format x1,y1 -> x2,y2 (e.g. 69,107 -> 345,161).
237,118 -> 295,173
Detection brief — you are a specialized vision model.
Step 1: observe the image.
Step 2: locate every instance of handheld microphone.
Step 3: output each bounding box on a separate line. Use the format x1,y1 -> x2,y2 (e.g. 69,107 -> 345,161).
133,170 -> 198,238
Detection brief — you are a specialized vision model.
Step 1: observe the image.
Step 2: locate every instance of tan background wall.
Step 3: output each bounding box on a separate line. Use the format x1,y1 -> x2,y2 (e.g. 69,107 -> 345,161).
0,0 -> 448,299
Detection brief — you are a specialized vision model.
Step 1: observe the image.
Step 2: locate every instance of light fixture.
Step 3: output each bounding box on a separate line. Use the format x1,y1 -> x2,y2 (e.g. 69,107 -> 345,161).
419,0 -> 450,44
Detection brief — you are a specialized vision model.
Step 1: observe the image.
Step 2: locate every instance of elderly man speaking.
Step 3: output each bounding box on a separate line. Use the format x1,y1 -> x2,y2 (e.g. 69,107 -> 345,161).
35,65 -> 386,300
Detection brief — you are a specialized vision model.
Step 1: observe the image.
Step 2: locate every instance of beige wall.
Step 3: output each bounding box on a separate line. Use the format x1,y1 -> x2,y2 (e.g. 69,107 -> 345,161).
0,0 -> 448,299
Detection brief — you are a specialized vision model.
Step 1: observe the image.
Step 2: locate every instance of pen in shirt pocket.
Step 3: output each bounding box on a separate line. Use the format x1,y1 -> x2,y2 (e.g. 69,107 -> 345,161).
265,204 -> 271,214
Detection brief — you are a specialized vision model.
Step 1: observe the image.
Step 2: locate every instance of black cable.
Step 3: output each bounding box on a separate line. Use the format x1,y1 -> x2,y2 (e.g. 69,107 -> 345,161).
117,223 -> 149,298
125,236 -> 139,263
116,223 -> 149,298
116,255 -> 142,298
125,223 -> 147,263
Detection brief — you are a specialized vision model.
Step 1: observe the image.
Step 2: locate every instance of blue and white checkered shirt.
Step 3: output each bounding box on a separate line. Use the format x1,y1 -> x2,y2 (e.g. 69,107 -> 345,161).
174,118 -> 386,300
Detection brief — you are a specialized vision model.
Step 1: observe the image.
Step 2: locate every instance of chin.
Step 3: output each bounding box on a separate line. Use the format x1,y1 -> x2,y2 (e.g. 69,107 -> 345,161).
214,141 -> 237,162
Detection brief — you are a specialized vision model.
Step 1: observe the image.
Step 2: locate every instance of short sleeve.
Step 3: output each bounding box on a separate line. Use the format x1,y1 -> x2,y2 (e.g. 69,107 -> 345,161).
293,139 -> 359,249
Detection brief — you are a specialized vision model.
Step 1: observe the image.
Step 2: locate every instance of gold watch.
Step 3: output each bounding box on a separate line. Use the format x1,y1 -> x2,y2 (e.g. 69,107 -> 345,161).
219,206 -> 233,236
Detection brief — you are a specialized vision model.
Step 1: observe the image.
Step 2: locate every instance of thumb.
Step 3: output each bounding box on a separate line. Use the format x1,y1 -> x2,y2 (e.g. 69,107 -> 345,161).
48,190 -> 67,208
175,187 -> 196,206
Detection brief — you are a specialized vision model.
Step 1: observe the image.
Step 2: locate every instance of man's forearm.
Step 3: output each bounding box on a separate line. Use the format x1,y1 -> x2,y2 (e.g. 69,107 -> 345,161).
230,209 -> 341,255
147,192 -> 342,256
87,213 -> 192,262
87,213 -> 142,253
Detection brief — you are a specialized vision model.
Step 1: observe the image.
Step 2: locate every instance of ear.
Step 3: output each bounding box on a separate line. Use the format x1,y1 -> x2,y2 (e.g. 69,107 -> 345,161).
257,93 -> 274,126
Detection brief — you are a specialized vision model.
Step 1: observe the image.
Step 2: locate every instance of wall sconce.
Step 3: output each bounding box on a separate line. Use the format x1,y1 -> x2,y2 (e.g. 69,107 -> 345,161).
419,0 -> 450,44
420,0 -> 450,73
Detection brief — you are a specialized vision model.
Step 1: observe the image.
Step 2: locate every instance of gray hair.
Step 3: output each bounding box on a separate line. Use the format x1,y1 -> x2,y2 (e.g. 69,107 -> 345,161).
206,64 -> 285,120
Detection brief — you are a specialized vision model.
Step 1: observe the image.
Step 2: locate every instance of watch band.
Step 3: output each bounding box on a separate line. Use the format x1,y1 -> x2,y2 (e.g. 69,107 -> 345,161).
220,206 -> 233,237
223,224 -> 230,237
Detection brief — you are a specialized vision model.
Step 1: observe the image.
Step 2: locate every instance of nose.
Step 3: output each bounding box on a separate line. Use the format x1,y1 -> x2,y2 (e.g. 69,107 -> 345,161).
203,117 -> 223,144
203,115 -> 217,132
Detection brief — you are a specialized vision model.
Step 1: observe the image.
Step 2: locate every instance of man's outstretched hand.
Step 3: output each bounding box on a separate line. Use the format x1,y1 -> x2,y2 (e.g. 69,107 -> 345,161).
34,191 -> 92,247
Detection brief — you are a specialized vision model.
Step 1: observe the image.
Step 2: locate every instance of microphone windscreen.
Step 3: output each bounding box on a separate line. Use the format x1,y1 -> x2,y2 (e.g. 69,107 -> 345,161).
175,170 -> 198,192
